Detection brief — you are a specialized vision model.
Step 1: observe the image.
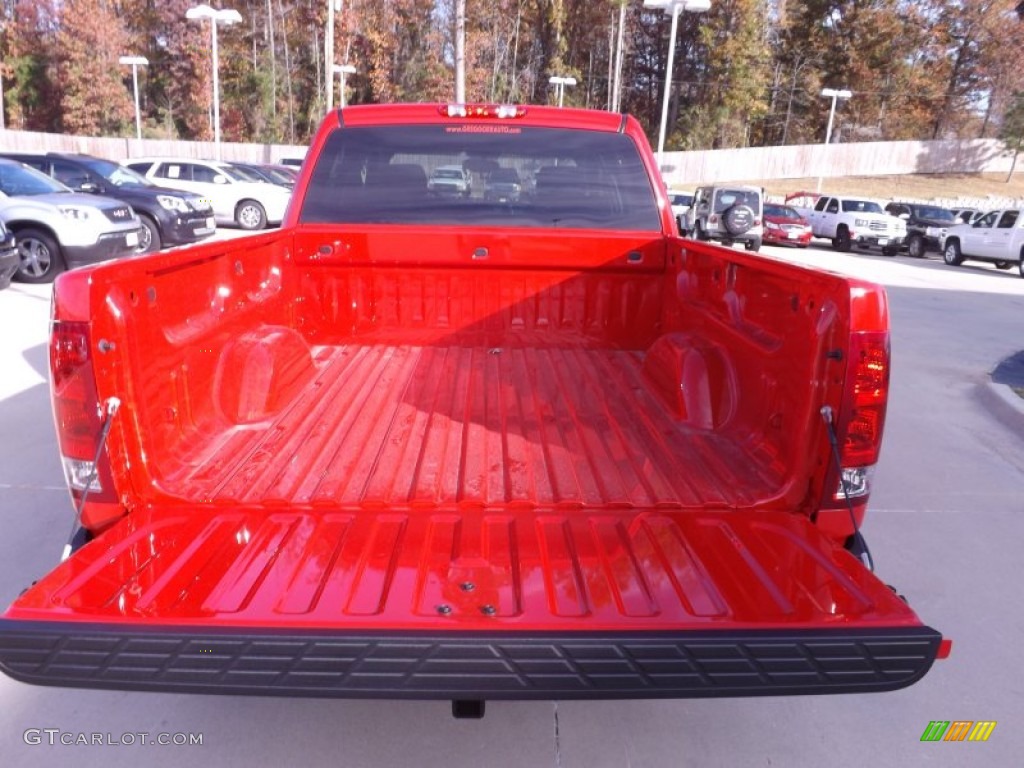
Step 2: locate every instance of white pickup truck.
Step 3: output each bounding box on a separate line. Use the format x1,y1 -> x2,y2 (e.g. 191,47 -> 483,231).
788,193 -> 906,255
941,208 -> 1024,277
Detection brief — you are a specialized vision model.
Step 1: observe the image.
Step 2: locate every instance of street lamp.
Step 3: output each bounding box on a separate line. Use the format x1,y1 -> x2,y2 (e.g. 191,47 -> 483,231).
325,0 -> 343,111
644,0 -> 711,163
817,87 -> 852,191
186,4 -> 242,159
118,55 -> 148,141
548,75 -> 577,108
332,64 -> 356,109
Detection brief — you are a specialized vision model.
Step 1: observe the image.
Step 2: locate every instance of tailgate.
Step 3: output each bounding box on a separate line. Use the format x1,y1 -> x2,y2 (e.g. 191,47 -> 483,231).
0,508 -> 943,700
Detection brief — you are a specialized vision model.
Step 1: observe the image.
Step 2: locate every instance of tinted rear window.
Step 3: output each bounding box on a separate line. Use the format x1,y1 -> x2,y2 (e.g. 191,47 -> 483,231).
300,125 -> 660,231
711,189 -> 760,213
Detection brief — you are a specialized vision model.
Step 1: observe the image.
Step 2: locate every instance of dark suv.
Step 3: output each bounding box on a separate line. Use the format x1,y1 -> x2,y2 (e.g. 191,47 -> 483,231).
884,202 -> 957,258
0,153 -> 215,253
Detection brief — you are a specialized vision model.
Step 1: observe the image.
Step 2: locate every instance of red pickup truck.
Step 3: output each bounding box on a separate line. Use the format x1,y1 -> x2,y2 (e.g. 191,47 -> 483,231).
0,105 -> 945,714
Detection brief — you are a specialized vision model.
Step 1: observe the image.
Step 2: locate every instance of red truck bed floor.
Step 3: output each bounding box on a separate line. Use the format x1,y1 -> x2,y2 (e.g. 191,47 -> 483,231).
164,344 -> 784,509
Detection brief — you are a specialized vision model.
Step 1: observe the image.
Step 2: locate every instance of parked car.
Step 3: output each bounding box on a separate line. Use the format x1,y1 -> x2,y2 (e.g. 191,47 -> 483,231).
0,152 -> 215,253
0,158 -> 142,283
484,167 -> 522,202
124,158 -> 292,230
249,164 -> 298,189
667,190 -> 693,216
263,164 -> 299,185
941,208 -> 1024,277
762,202 -> 812,247
883,202 -> 957,258
667,189 -> 693,234
790,193 -> 906,255
682,184 -> 763,251
427,164 -> 472,197
0,219 -> 17,290
229,163 -> 296,189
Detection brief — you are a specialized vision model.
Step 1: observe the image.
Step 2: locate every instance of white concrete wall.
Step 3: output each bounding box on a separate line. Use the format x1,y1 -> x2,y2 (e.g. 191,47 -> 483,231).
659,139 -> 1014,186
0,127 -> 1014,183
0,128 -> 307,164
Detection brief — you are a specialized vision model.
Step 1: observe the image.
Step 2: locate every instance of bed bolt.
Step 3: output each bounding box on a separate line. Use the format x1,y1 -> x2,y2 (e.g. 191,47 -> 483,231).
480,604 -> 496,616
459,582 -> 475,592
436,604 -> 452,616
97,339 -> 116,353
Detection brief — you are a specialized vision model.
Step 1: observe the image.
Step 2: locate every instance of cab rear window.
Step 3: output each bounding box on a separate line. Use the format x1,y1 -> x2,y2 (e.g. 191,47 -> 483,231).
300,125 -> 660,231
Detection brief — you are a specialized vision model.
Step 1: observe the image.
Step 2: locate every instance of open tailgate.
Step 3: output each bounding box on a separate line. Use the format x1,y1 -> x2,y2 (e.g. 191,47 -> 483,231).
0,508 -> 943,699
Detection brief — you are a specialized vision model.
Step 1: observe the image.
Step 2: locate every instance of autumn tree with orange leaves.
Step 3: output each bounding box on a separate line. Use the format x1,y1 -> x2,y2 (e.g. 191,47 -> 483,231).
0,0 -> 1022,150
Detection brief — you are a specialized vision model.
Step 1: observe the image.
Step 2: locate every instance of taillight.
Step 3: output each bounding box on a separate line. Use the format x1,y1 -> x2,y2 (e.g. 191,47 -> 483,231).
50,320 -> 118,511
840,331 -> 889,467
817,330 -> 890,537
709,214 -> 719,224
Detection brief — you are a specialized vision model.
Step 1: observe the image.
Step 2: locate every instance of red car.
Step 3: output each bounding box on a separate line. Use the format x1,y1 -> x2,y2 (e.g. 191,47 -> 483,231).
763,202 -> 813,247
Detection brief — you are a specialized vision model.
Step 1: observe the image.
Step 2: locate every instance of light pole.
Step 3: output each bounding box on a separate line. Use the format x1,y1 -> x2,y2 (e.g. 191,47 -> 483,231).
548,75 -> 577,108
332,64 -> 356,109
118,56 -> 149,141
186,4 -> 242,159
325,0 -> 342,111
455,0 -> 466,102
817,87 -> 852,191
611,1 -> 626,112
644,0 -> 711,163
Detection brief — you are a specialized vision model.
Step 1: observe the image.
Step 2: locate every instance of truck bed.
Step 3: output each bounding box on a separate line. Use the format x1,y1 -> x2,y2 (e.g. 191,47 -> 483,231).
165,344 -> 782,509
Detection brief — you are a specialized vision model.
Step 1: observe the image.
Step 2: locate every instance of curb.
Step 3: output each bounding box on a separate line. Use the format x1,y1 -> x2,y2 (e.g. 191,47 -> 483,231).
976,379 -> 1024,435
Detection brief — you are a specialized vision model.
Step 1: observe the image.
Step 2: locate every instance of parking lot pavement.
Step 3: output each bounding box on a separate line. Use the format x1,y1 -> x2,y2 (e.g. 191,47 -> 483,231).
0,282 -> 51,400
2,238 -> 1024,766
759,239 -> 1024,294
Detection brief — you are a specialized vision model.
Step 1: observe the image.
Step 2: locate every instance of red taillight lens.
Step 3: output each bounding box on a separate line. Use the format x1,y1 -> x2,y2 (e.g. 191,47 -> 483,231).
841,331 -> 890,467
50,320 -> 117,505
817,330 -> 890,538
51,321 -> 100,459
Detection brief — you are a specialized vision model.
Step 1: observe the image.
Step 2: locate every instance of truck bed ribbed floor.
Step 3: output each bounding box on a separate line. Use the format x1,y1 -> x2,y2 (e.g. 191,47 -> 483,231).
163,345 -> 783,508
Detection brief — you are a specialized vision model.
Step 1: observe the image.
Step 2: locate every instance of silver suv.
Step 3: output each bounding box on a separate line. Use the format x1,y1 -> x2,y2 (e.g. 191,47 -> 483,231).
683,184 -> 764,252
0,159 -> 141,283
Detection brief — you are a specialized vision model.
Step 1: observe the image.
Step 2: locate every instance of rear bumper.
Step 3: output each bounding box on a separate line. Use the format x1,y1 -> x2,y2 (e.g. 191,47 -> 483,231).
708,231 -> 762,245
0,621 -> 943,700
